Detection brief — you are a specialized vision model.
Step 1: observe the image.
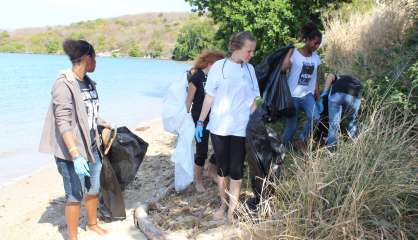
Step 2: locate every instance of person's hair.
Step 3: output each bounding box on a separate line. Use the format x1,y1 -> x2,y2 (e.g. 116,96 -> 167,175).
190,50 -> 225,75
300,22 -> 322,41
228,31 -> 256,54
63,39 -> 95,64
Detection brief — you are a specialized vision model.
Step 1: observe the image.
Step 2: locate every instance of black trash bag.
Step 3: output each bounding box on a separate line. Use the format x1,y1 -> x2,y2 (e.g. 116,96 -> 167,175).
106,126 -> 148,190
262,73 -> 295,120
246,107 -> 285,208
255,44 -> 294,95
255,45 -> 295,120
314,94 -> 329,145
99,155 -> 126,222
98,126 -> 149,222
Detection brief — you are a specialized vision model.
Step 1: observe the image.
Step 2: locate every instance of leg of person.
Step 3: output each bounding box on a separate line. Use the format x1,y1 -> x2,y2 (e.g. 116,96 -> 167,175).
282,97 -> 300,148
326,93 -> 344,149
55,159 -> 85,240
65,203 -> 81,240
210,134 -> 231,220
207,153 -> 218,184
227,136 -> 246,222
194,120 -> 210,192
299,93 -> 320,144
85,150 -> 107,236
344,94 -> 361,140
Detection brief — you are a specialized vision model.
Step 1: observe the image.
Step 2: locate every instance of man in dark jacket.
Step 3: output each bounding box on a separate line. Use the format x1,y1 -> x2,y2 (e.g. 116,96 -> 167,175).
321,73 -> 362,149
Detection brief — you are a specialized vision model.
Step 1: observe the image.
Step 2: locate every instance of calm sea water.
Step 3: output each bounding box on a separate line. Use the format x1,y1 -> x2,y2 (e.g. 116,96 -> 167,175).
0,53 -> 190,186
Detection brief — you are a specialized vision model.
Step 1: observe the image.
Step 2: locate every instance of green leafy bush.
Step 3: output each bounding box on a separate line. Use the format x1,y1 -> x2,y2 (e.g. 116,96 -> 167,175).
128,43 -> 141,57
146,40 -> 164,58
186,0 -> 350,62
46,38 -> 59,53
172,20 -> 218,60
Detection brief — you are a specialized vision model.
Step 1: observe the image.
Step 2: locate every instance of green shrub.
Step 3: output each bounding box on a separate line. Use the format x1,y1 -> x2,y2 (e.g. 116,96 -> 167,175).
69,32 -> 85,40
0,31 -> 9,39
0,41 -> 25,52
186,0 -> 352,62
46,38 -> 59,53
146,40 -> 164,58
172,20 -> 218,61
128,43 -> 141,57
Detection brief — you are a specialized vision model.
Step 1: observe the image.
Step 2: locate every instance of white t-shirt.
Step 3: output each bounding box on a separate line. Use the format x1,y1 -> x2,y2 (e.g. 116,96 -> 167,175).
205,59 -> 260,137
287,49 -> 321,98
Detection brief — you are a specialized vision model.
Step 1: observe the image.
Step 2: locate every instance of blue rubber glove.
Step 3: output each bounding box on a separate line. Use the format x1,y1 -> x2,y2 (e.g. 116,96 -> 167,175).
320,90 -> 329,97
73,155 -> 90,177
195,121 -> 204,143
316,99 -> 324,114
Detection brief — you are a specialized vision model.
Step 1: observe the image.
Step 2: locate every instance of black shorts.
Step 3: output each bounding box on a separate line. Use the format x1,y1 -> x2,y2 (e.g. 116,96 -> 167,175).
210,133 -> 246,180
192,113 -> 216,167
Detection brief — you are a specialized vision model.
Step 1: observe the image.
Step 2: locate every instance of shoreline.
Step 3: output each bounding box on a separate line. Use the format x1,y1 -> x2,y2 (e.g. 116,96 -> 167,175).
0,118 -> 176,240
0,117 -> 164,190
0,117 -> 241,240
0,162 -> 55,190
0,51 -> 192,63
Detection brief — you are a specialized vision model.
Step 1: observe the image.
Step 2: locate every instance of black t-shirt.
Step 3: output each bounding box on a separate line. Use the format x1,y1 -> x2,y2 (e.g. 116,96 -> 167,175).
189,69 -> 207,117
77,77 -> 99,148
331,75 -> 362,97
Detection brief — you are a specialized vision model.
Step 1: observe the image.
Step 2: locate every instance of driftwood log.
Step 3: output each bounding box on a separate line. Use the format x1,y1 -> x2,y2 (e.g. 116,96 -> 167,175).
134,204 -> 167,240
133,182 -> 174,240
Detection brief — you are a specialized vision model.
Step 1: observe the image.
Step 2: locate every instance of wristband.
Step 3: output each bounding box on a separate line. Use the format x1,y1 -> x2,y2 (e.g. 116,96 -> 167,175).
197,120 -> 204,127
68,147 -> 78,153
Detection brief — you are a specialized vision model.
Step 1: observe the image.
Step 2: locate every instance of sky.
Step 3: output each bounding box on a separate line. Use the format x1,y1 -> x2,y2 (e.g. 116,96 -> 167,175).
0,0 -> 192,30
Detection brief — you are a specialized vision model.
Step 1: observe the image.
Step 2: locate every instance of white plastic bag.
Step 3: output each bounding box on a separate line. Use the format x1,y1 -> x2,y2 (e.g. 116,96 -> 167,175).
172,114 -> 195,191
161,72 -> 195,191
161,72 -> 189,133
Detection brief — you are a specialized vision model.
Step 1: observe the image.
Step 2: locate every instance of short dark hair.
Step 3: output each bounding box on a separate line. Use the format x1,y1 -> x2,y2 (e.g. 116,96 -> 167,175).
63,39 -> 95,64
300,22 -> 322,41
228,31 -> 256,54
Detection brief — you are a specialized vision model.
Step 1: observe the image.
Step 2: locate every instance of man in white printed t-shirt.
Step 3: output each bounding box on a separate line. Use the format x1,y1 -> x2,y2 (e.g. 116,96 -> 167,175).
281,23 -> 323,150
194,32 -> 259,222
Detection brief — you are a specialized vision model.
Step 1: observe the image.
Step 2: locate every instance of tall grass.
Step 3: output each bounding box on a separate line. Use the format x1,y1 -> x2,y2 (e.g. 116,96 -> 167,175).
238,103 -> 417,239
323,1 -> 415,77
322,0 -> 418,113
237,1 -> 418,238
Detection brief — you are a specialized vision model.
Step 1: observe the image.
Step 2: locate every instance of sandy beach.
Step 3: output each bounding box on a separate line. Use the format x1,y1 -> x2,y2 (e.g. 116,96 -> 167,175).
0,119 -> 241,240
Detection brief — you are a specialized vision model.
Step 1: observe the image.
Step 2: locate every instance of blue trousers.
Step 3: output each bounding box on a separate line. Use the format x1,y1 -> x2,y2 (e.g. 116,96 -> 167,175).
282,93 -> 320,146
326,92 -> 361,147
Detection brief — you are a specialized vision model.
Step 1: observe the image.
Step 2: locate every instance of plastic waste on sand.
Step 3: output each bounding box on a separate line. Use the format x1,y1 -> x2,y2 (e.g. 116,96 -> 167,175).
161,72 -> 195,191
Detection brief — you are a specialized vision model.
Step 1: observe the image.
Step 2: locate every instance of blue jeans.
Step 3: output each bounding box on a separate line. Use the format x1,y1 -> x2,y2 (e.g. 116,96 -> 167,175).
282,93 -> 320,146
55,149 -> 102,203
326,92 -> 361,147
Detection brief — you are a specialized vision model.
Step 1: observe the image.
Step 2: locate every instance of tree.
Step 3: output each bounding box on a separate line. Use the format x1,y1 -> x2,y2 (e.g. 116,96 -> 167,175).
146,39 -> 164,58
185,0 -> 350,62
46,38 -> 59,53
128,42 -> 141,57
0,31 -> 9,39
0,31 -> 10,45
172,20 -> 218,60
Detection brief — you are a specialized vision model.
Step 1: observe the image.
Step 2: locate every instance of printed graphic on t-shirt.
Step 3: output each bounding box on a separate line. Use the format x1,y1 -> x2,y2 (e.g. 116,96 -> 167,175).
298,62 -> 315,86
79,81 -> 99,133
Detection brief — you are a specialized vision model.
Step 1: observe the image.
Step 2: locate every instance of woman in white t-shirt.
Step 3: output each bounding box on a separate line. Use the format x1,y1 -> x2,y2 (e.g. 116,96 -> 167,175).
281,23 -> 323,150
195,32 -> 259,222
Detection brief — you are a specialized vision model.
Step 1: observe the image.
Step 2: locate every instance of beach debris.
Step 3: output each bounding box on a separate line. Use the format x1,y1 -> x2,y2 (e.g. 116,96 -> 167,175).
134,204 -> 167,240
135,126 -> 150,132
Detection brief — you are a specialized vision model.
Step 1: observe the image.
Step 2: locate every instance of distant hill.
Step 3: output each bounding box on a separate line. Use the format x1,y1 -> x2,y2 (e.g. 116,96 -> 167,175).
0,12 -> 209,59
